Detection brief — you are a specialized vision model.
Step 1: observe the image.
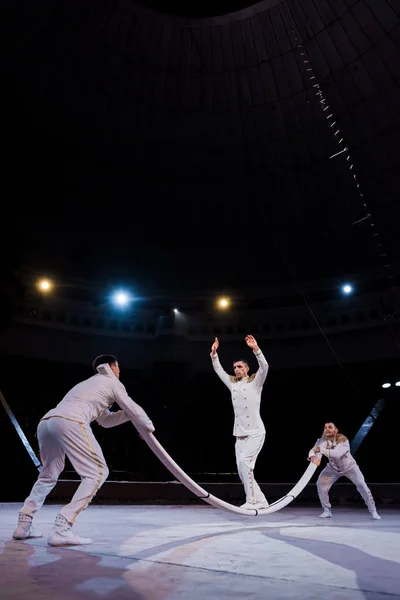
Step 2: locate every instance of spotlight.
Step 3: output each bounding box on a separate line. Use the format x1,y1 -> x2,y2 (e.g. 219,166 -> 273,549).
111,290 -> 133,307
381,383 -> 391,389
341,284 -> 353,294
217,297 -> 230,309
173,308 -> 179,313
37,278 -> 53,293
395,382 -> 400,387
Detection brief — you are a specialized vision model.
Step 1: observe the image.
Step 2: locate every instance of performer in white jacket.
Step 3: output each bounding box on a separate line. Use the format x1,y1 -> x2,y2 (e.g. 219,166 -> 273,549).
210,335 -> 269,510
308,421 -> 381,519
12,354 -> 155,546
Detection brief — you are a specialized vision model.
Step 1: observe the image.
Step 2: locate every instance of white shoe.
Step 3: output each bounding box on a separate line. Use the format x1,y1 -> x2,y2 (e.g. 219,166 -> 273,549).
254,501 -> 269,510
47,530 -> 92,547
12,513 -> 42,540
319,509 -> 332,518
47,514 -> 92,547
370,511 -> 381,520
240,502 -> 258,510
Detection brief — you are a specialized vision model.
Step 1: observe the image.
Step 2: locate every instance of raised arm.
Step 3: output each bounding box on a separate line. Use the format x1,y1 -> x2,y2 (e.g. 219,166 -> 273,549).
245,335 -> 269,387
96,409 -> 130,428
210,337 -> 231,389
111,381 -> 155,432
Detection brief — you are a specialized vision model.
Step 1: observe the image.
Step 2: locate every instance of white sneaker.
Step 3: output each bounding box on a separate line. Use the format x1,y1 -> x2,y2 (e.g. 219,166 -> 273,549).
254,501 -> 269,510
12,513 -> 42,540
47,513 -> 92,547
319,509 -> 332,518
47,529 -> 92,547
240,502 -> 258,510
370,511 -> 381,520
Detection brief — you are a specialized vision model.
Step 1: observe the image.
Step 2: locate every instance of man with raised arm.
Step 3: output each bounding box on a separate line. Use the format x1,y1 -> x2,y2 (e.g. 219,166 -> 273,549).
210,335 -> 269,510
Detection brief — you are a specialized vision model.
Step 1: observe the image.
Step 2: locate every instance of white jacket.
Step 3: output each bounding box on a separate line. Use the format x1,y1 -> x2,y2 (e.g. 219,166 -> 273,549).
308,434 -> 356,473
42,363 -> 155,433
211,349 -> 269,436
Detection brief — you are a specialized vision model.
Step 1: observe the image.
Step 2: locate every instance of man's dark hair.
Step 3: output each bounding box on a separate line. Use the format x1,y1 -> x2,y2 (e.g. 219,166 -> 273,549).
92,354 -> 118,373
233,359 -> 249,367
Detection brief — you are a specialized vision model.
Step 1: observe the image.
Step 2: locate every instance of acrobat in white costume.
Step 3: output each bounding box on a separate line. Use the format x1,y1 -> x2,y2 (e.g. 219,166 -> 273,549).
12,356 -> 155,545
308,422 -> 380,519
210,335 -> 269,509
141,333 -> 318,516
140,332 -> 319,516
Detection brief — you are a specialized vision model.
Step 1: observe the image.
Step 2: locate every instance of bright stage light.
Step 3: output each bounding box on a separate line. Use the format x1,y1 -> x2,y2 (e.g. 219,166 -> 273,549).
37,278 -> 53,293
381,382 -> 391,389
342,284 -> 353,294
217,297 -> 230,309
111,290 -> 133,307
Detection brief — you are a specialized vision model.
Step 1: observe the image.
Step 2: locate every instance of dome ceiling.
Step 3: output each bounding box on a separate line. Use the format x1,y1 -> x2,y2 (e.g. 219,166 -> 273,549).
1,0 -> 399,291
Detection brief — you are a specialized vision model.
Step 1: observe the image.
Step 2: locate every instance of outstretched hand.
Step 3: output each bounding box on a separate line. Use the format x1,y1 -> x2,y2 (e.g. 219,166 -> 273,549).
245,335 -> 259,352
211,337 -> 219,355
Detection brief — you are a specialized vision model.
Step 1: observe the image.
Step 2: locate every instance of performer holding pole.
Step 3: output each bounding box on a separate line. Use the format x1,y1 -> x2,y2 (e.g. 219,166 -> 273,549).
12,354 -> 155,546
308,421 -> 381,519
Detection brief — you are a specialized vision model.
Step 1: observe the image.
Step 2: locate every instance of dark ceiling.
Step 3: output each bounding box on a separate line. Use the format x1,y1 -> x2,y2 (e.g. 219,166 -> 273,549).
1,0 -> 399,295
135,0 -> 261,17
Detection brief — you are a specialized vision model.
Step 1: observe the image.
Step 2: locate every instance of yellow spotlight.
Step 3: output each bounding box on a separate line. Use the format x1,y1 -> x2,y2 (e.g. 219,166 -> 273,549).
37,278 -> 53,293
217,297 -> 230,309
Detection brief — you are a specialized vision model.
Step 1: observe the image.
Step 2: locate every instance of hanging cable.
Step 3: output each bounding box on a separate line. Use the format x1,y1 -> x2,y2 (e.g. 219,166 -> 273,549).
282,0 -> 400,351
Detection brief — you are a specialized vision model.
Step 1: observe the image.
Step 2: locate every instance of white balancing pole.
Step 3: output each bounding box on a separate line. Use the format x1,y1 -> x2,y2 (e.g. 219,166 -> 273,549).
141,431 -> 318,516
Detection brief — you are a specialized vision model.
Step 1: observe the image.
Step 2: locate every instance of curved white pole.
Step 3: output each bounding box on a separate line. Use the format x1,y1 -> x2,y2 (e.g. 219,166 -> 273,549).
142,431 -> 318,516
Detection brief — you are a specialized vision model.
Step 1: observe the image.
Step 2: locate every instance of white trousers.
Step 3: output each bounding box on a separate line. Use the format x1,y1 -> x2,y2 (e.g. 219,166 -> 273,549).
317,463 -> 376,512
20,417 -> 109,524
235,434 -> 267,504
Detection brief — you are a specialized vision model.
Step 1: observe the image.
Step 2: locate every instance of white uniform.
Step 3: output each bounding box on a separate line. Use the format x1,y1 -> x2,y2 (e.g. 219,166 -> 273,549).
20,363 -> 154,524
308,435 -> 377,514
211,349 -> 269,505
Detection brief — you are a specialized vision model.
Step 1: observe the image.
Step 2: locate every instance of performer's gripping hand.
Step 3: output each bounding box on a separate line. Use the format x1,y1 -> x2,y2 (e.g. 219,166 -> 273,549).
211,337 -> 219,355
245,334 -> 259,352
310,456 -> 321,466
